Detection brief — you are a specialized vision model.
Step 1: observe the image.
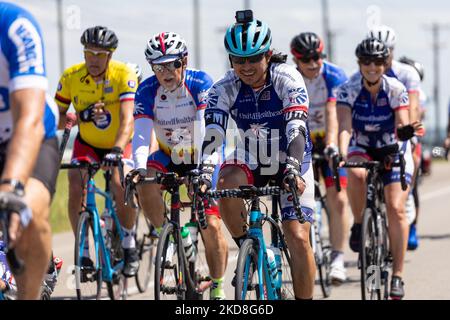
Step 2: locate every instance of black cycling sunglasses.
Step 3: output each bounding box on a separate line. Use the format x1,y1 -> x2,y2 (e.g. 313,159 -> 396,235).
298,54 -> 324,64
359,58 -> 386,66
229,53 -> 266,65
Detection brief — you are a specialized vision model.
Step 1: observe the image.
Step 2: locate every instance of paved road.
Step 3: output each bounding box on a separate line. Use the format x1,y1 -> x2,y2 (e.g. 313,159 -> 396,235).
52,161 -> 450,300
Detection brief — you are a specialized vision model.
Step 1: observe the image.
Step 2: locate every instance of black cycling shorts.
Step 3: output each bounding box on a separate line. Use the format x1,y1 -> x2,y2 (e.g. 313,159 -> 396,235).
0,137 -> 59,198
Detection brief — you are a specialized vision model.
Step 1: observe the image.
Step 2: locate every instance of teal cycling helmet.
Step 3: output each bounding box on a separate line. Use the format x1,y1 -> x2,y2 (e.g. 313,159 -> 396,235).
224,18 -> 272,57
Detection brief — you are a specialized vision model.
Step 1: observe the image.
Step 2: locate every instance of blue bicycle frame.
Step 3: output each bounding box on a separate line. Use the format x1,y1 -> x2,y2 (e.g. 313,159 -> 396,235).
78,172 -> 124,282
246,207 -> 281,300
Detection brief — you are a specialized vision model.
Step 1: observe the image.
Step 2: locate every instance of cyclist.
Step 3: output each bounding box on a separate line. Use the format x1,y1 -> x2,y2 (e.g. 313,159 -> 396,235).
200,11 -> 316,300
0,2 -> 59,299
367,26 -> 424,248
336,38 -> 422,299
290,32 -> 349,284
126,62 -> 144,85
398,56 -> 427,250
131,32 -> 229,300
55,26 -> 140,277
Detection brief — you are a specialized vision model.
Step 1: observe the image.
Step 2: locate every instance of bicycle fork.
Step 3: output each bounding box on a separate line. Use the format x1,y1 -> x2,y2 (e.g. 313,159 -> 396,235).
247,200 -> 280,300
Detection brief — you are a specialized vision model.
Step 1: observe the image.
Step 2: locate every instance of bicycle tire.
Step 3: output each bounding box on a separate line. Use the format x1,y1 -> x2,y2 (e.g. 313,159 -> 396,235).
318,244 -> 332,298
378,209 -> 390,300
106,226 -> 127,300
235,238 -> 262,300
278,236 -> 296,300
134,212 -> 156,293
155,223 -> 186,300
185,229 -> 210,300
360,208 -> 381,300
318,202 -> 332,298
74,211 -> 102,300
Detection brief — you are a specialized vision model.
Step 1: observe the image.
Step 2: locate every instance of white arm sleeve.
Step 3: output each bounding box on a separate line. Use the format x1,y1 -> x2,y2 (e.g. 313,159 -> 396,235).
195,108 -> 206,166
132,118 -> 153,169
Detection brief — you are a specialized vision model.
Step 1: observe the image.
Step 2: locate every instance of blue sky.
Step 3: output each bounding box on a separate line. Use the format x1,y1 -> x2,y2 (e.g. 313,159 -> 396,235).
10,0 -> 450,134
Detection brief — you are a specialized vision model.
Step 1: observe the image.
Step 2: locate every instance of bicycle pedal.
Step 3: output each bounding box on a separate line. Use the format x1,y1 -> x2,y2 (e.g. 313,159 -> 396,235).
161,285 -> 177,295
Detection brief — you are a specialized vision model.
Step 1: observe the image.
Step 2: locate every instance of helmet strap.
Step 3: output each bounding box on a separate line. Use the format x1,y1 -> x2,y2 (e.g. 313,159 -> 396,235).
362,76 -> 381,88
170,62 -> 186,93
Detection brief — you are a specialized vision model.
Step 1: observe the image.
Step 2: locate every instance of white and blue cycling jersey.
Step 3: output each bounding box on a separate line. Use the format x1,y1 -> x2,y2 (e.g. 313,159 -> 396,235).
202,62 -> 313,165
386,60 -> 421,94
201,62 -> 315,222
132,68 -> 213,169
0,2 -> 58,143
337,72 -> 410,149
304,60 -> 347,137
337,72 -> 414,185
0,240 -> 16,294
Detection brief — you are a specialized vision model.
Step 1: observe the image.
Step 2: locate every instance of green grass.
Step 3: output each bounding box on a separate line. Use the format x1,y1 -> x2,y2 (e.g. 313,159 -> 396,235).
50,170 -> 191,234
50,170 -> 106,234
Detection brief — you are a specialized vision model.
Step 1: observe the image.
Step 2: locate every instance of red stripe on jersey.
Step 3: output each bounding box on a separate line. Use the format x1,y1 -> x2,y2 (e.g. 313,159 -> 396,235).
55,94 -> 71,105
134,114 -> 153,120
283,105 -> 308,113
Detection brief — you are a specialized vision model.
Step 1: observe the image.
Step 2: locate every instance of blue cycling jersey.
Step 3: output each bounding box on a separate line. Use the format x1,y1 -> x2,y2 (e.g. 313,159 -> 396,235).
0,2 -> 58,142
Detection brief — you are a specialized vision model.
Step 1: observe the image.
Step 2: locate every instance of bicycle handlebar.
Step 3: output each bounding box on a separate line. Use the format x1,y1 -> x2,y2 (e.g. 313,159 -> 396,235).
312,153 -> 341,192
342,154 -> 407,191
206,182 -> 306,224
124,170 -> 209,229
0,194 -> 28,275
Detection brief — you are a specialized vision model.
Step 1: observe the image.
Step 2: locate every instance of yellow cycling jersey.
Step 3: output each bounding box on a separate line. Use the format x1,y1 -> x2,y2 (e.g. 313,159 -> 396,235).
55,60 -> 137,149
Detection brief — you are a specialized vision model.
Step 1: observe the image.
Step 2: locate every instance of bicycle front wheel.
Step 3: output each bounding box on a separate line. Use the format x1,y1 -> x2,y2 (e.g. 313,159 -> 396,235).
360,208 -> 381,300
235,238 -> 263,300
155,223 -> 186,300
74,211 -> 103,300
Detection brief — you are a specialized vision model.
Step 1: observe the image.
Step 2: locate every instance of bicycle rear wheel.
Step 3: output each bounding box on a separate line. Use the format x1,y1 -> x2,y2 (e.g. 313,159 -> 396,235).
186,228 -> 211,300
106,226 -> 127,300
278,238 -> 296,300
155,223 -> 186,300
317,243 -> 332,298
235,238 -> 263,300
360,208 -> 381,300
134,212 -> 156,293
74,211 -> 102,300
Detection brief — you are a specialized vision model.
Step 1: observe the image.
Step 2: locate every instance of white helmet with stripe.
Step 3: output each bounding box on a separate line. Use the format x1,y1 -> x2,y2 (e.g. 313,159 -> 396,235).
145,32 -> 188,65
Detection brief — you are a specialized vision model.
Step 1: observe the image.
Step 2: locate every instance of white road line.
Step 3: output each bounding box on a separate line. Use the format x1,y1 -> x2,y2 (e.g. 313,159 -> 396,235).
421,185 -> 450,202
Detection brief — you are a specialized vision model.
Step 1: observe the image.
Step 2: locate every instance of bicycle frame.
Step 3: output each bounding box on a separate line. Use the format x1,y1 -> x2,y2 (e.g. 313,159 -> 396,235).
61,161 -> 125,285
80,171 -> 124,283
245,199 -> 281,300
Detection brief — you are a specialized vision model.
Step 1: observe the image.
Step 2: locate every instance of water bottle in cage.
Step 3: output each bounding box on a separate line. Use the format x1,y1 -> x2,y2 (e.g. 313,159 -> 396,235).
181,226 -> 196,263
315,200 -> 323,233
266,247 -> 279,286
185,222 -> 198,246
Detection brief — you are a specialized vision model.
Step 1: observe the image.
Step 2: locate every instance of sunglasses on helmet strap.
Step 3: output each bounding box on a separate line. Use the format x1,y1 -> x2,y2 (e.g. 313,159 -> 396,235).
151,59 -> 183,73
